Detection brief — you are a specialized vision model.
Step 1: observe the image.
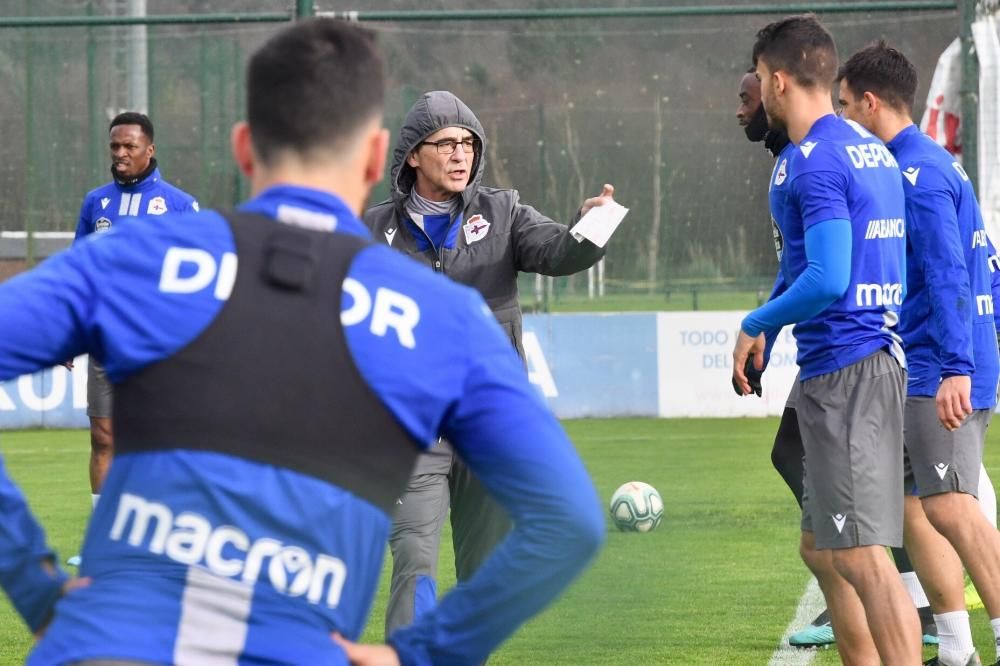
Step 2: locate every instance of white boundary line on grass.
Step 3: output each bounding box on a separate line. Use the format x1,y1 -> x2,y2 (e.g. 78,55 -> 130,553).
768,576 -> 826,666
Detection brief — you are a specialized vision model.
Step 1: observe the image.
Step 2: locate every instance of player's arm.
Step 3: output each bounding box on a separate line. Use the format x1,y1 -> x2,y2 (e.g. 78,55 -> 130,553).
0,454 -> 70,633
735,273 -> 788,397
387,299 -> 604,665
733,167 -> 852,394
733,218 -> 851,393
510,187 -> 610,276
986,237 -> 1000,345
906,171 -> 975,428
740,220 -> 851,334
0,242 -> 105,379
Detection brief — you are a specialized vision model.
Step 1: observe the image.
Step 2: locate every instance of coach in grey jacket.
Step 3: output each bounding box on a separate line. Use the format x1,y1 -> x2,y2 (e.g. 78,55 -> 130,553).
365,90 -> 616,638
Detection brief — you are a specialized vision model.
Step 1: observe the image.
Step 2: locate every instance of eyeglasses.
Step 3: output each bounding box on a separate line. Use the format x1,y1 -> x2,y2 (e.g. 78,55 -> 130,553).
420,137 -> 476,155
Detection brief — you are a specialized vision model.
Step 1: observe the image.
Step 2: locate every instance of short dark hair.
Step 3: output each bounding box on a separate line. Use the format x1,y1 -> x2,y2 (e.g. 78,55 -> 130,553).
109,112 -> 154,142
247,18 -> 385,164
752,15 -> 838,89
837,41 -> 918,113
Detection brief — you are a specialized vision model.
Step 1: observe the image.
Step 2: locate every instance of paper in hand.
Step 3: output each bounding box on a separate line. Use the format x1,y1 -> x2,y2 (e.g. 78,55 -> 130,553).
570,200 -> 629,248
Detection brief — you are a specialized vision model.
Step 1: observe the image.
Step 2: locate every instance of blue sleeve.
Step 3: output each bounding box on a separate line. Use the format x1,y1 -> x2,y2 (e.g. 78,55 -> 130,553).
0,213 -> 231,382
760,273 -> 787,369
343,249 -> 604,665
742,219 -> 852,336
74,195 -> 91,242
907,169 -> 974,377
987,238 -> 1000,334
0,454 -> 68,632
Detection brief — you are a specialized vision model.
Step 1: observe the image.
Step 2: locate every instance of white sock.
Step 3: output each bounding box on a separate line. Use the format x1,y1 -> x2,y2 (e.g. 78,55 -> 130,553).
990,616 -> 1000,662
92,493 -> 100,510
979,464 -> 997,528
935,610 -> 975,665
901,571 -> 930,608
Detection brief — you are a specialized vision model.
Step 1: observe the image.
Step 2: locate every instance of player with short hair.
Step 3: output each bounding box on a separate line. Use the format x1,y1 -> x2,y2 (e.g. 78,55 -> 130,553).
839,41 -> 1000,666
737,64 -> 944,650
72,111 -> 198,515
0,19 -> 603,665
732,15 -> 920,664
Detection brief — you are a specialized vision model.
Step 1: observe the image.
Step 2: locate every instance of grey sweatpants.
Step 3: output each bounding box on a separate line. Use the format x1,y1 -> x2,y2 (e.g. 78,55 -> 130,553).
385,440 -> 511,637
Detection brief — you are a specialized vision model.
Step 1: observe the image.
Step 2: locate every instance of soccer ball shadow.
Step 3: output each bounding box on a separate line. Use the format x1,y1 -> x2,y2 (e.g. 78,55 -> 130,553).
609,481 -> 664,532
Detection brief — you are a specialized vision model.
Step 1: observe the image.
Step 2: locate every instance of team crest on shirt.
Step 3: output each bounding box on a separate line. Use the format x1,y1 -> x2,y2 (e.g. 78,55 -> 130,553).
94,217 -> 112,233
774,158 -> 788,186
463,214 -> 491,244
147,196 -> 167,215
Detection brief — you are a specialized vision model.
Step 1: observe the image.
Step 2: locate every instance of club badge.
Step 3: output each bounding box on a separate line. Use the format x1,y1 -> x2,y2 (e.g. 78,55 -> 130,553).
463,214 -> 490,244
147,196 -> 168,216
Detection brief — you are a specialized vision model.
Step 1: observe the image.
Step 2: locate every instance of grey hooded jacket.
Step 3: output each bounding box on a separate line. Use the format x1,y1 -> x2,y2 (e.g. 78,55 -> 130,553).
363,91 -> 605,360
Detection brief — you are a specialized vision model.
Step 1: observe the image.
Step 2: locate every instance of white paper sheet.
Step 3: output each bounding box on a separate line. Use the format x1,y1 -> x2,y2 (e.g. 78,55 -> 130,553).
570,201 -> 629,248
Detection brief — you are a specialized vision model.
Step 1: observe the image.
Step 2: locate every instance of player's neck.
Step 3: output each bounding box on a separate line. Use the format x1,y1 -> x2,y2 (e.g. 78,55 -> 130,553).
872,113 -> 914,146
250,163 -> 368,217
785,92 -> 836,145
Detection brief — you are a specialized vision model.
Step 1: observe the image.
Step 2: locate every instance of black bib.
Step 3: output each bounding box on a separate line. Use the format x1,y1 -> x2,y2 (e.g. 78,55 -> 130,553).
113,211 -> 419,513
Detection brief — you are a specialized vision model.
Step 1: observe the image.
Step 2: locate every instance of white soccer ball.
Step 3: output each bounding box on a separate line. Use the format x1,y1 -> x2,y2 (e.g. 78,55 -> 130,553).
609,481 -> 663,532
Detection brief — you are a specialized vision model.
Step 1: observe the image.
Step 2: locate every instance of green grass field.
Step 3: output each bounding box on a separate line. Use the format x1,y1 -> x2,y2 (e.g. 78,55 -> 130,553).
1,419 -> 998,664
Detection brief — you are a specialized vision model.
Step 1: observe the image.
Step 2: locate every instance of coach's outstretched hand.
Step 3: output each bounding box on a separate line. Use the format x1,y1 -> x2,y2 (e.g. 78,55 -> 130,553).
579,183 -> 616,218
732,329 -> 766,396
331,633 -> 401,666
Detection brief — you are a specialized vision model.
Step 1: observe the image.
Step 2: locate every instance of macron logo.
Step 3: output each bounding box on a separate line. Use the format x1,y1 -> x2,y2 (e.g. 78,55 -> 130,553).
832,513 -> 847,534
384,228 -> 397,246
100,197 -> 110,210
935,463 -> 950,480
109,493 -> 348,608
799,141 -> 818,159
903,167 -> 920,186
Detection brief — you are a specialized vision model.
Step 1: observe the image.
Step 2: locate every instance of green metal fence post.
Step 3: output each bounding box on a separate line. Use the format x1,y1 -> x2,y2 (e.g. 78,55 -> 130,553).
295,0 -> 314,19
24,0 -> 34,266
87,0 -> 100,188
960,0 -> 979,192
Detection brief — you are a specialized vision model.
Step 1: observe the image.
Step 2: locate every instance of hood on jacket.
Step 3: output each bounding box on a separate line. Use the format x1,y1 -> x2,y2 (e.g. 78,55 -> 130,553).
390,91 -> 487,211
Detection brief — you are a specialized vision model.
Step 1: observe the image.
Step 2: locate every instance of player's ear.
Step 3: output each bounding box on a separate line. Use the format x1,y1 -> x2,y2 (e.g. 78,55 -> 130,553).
771,70 -> 787,96
230,121 -> 254,178
863,91 -> 879,115
147,142 -> 156,158
363,127 -> 390,188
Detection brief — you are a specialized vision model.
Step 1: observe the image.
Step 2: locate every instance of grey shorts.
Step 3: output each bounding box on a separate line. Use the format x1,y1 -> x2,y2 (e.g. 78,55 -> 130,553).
785,371 -> 801,410
904,396 -> 989,498
799,351 -> 905,549
86,357 -> 113,418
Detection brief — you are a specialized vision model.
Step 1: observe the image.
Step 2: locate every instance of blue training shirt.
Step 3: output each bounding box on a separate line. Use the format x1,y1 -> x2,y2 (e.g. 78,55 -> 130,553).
766,115 -> 907,379
0,185 -> 603,666
887,124 -> 1000,409
74,167 -> 198,240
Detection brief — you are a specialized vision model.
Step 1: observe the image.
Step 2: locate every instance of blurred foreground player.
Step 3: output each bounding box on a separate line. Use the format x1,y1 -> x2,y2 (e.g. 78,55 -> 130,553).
0,18 -> 603,665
